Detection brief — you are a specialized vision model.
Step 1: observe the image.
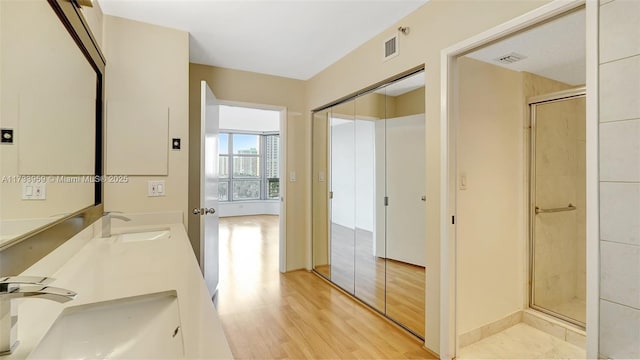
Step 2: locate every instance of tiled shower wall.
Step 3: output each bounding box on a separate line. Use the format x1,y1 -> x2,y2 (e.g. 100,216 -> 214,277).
598,0 -> 640,358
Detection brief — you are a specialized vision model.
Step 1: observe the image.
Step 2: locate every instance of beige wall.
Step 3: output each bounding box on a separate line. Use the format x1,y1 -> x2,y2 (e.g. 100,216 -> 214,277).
456,57 -> 585,335
393,87 -> 425,118
456,57 -> 524,334
598,0 -> 640,358
305,0 -> 551,352
188,64 -> 307,271
102,16 -> 190,224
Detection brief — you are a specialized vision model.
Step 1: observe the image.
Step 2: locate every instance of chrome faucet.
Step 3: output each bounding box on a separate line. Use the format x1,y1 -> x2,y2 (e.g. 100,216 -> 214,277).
101,211 -> 131,238
0,276 -> 77,355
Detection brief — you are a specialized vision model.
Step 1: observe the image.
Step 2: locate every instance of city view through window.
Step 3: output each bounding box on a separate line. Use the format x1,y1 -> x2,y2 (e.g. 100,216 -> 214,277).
219,132 -> 279,201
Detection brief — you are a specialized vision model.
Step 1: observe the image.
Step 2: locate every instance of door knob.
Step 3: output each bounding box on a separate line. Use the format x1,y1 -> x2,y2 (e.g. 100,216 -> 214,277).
192,208 -> 216,215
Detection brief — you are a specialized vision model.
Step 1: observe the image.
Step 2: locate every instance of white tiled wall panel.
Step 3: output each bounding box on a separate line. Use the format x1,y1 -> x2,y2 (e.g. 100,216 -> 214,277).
599,55 -> 640,122
600,241 -> 640,309
599,119 -> 640,182
600,299 -> 640,359
600,182 -> 640,245
599,0 -> 640,64
600,1 -> 640,358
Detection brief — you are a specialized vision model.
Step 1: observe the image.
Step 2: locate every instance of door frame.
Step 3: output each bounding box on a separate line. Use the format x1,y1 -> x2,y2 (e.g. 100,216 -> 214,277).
439,0 -> 599,358
217,100 -> 288,273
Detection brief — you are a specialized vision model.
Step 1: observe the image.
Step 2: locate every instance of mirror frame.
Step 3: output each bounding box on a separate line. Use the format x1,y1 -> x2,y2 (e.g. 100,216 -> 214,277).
0,0 -> 105,274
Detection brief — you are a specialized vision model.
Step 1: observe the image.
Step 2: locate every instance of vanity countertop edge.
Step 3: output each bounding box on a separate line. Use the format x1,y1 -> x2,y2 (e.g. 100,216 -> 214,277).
1,221 -> 233,359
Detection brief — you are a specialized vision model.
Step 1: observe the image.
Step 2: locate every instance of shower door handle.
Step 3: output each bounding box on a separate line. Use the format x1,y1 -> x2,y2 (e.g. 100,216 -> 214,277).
535,203 -> 576,214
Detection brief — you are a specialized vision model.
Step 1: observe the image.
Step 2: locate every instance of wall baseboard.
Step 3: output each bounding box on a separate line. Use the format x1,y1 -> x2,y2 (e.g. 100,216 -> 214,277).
458,311 -> 522,348
458,309 -> 587,350
522,309 -> 586,349
219,201 -> 280,217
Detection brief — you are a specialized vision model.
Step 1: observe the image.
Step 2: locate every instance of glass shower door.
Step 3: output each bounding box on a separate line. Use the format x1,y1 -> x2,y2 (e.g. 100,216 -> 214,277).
530,92 -> 586,327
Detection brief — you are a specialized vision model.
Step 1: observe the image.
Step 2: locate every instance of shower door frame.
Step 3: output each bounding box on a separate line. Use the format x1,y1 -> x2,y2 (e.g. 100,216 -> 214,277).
528,87 -> 587,328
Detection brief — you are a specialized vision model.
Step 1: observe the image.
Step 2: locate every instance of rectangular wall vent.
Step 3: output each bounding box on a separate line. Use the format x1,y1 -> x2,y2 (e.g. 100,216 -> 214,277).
494,52 -> 527,64
383,34 -> 398,61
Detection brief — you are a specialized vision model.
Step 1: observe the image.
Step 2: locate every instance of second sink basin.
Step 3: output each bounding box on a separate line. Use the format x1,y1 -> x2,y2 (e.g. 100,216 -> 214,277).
28,291 -> 184,359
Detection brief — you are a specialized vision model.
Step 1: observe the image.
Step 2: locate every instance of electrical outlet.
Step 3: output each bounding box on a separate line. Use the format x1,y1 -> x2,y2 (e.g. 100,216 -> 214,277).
148,180 -> 166,197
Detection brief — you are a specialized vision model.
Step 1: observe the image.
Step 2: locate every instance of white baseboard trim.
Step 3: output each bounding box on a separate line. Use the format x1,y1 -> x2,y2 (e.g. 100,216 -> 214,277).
219,201 -> 280,217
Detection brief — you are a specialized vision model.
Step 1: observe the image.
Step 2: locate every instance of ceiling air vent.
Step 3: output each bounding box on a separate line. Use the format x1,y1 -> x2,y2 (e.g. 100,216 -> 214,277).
383,34 -> 398,61
494,52 -> 527,64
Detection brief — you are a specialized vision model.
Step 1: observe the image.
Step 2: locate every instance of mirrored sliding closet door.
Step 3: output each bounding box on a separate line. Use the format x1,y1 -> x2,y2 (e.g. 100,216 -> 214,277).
311,70 -> 426,338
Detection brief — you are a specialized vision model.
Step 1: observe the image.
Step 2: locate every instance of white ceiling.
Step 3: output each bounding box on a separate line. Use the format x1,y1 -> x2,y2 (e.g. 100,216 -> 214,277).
465,9 -> 585,85
219,105 -> 280,132
98,0 -> 427,80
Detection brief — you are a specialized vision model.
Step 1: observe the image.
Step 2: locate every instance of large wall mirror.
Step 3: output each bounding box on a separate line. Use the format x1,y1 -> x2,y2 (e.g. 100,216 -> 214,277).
0,0 -> 105,270
312,68 -> 426,338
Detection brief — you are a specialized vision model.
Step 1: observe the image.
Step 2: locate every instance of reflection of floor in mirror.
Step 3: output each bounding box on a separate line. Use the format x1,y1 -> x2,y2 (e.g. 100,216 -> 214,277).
458,323 -> 585,359
329,223 -> 356,292
326,223 -> 425,337
386,259 -> 425,337
217,215 -> 434,359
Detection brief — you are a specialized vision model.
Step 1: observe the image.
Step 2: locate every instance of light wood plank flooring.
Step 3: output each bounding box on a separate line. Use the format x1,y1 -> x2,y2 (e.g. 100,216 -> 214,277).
316,223 -> 425,337
216,215 -> 434,359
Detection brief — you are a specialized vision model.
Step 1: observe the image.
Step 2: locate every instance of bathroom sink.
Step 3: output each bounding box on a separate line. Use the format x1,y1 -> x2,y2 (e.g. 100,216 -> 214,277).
28,291 -> 184,359
119,229 -> 171,242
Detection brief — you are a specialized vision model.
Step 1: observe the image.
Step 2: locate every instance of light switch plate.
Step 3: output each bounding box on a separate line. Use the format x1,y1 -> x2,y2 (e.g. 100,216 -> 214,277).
148,180 -> 166,197
1,129 -> 14,144
22,182 -> 46,200
171,138 -> 181,150
459,174 -> 467,190
289,171 -> 297,183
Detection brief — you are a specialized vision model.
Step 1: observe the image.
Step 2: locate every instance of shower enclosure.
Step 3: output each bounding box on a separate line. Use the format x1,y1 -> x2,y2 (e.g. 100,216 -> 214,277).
529,88 -> 586,327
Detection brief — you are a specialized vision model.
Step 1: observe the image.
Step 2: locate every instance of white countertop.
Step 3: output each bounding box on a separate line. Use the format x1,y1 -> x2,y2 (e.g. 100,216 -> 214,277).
2,222 -> 233,359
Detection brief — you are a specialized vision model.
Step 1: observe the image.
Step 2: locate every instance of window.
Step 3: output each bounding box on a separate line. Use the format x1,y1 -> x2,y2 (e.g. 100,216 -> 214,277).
265,135 -> 280,200
218,132 -> 279,201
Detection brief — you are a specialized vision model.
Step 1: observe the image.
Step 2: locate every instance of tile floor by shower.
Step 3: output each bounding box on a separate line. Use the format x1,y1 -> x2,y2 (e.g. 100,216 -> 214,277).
458,323 -> 585,359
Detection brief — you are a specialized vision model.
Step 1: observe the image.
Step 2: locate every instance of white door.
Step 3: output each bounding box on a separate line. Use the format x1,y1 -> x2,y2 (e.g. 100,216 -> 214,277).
198,80 -> 220,297
386,114 -> 426,267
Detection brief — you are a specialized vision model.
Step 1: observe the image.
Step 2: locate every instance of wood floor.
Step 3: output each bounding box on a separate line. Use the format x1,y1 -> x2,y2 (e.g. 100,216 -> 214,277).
316,223 -> 425,337
216,215 -> 434,359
